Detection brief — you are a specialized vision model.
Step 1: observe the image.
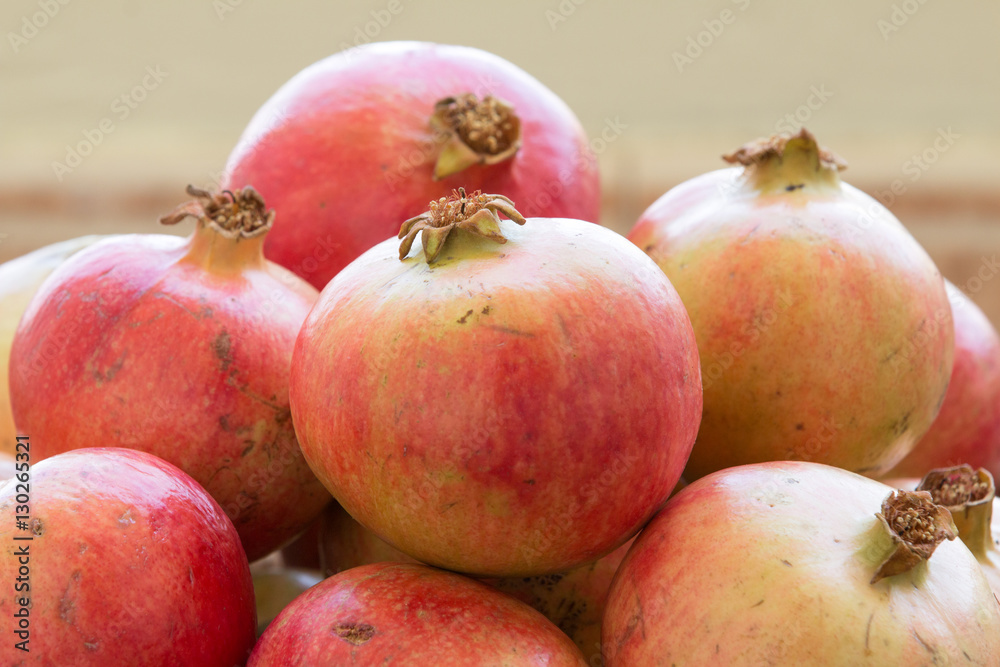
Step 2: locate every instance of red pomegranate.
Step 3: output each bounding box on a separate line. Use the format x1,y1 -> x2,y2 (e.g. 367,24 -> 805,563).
0,448 -> 256,666
223,41 -> 600,288
0,235 -> 111,456
318,501 -> 632,660
603,461 -> 1000,664
8,187 -> 330,561
290,190 -> 701,576
628,129 -> 953,479
887,282 -> 1000,481
248,562 -> 587,666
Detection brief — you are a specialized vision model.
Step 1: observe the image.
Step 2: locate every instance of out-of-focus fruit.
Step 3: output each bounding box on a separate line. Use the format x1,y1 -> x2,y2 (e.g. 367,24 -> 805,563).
279,510 -> 325,571
8,187 -> 329,561
224,41 -> 600,288
318,502 -> 415,577
248,562 -> 588,666
629,129 -> 953,479
887,282 -> 1000,481
318,501 -> 630,658
603,461 -> 1000,665
916,465 -> 1000,599
0,448 -> 256,665
0,235 -> 110,456
291,191 -> 701,576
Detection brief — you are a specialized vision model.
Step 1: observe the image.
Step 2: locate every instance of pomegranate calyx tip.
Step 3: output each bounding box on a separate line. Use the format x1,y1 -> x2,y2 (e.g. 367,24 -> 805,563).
159,184 -> 274,238
431,94 -> 521,179
397,188 -> 526,263
722,128 -> 847,172
916,465 -> 994,509
871,489 -> 957,584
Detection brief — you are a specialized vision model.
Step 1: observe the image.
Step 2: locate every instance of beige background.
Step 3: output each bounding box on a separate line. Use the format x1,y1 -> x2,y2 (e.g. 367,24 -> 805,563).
2,0 -> 999,320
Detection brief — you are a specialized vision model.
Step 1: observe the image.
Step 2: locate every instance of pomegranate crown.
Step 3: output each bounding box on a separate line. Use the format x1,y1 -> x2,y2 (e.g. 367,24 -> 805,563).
397,188 -> 526,263
160,185 -> 274,238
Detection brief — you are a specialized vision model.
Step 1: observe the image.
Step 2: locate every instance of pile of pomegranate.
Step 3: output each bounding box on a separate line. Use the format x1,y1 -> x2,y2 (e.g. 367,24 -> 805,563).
2,41 -> 998,666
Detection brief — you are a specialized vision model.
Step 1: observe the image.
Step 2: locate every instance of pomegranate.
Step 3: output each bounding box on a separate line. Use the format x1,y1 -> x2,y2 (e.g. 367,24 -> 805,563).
629,129 -> 953,479
603,461 -> 1000,664
0,447 -> 256,665
8,187 -> 330,561
319,501 -> 415,576
887,282 -> 1000,480
318,501 -> 631,660
223,41 -> 600,288
291,190 -> 701,576
916,465 -> 1000,599
0,235 -> 111,456
248,562 -> 587,666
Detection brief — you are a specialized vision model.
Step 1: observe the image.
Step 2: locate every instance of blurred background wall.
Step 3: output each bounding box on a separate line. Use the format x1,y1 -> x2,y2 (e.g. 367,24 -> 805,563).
2,0 -> 998,321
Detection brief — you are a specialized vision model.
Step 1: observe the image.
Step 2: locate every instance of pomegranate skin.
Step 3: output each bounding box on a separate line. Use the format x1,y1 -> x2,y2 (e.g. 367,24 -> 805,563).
887,282 -> 1000,481
0,235 -> 111,457
248,562 -> 587,666
629,135 -> 953,479
318,501 -> 632,660
9,230 -> 330,561
291,216 -> 702,576
602,461 -> 1000,665
223,41 -> 600,289
0,448 -> 256,666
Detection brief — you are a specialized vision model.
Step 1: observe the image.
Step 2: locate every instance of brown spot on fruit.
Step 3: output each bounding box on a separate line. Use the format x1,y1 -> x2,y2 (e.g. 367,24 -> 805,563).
213,330 -> 233,372
457,309 -> 474,324
332,623 -> 375,645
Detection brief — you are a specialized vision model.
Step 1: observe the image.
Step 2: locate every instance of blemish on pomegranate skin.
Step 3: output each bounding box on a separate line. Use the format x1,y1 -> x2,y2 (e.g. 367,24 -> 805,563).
781,559 -> 793,567
332,623 -> 376,645
457,309 -> 474,324
213,330 -> 233,372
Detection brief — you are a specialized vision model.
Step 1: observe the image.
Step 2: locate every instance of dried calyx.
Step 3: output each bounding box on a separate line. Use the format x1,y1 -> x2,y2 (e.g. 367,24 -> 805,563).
917,465 -> 995,559
431,94 -> 521,180
398,188 -> 526,263
871,489 -> 957,584
160,185 -> 274,238
917,465 -> 992,507
723,128 -> 847,193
